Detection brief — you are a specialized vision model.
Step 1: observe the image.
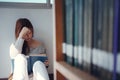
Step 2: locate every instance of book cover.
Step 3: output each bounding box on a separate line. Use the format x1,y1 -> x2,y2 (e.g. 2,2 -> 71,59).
11,53 -> 48,74
27,53 -> 48,74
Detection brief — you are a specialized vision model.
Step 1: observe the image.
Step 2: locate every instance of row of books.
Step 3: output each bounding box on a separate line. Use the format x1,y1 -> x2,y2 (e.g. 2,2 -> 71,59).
62,0 -> 120,80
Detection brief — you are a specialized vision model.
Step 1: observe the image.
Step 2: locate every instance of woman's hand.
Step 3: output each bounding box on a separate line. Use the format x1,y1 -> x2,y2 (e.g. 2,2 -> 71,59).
19,27 -> 30,40
44,60 -> 49,68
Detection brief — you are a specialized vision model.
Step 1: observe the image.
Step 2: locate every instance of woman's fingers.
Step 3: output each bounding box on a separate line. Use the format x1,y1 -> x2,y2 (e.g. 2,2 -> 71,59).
19,27 -> 30,39
44,60 -> 49,67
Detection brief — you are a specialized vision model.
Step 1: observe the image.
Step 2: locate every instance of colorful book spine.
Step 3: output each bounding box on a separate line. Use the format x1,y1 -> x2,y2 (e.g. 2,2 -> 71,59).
62,0 -> 120,79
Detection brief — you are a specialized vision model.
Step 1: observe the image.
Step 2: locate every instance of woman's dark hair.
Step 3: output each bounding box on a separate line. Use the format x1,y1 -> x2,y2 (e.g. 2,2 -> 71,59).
15,18 -> 34,55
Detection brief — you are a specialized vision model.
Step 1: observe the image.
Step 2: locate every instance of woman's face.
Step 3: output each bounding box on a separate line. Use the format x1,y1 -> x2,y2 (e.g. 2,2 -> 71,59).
25,29 -> 33,41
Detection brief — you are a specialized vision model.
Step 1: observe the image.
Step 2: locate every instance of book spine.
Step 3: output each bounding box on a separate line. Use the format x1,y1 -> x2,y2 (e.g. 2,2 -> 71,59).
83,0 -> 88,72
91,0 -> 99,77
99,0 -> 108,79
62,0 -> 67,62
117,24 -> 120,79
86,0 -> 93,73
73,0 -> 79,67
65,0 -> 73,65
113,0 -> 119,80
27,56 -> 32,74
107,0 -> 114,79
96,0 -> 104,78
116,1 -> 120,79
83,0 -> 93,73
78,0 -> 84,69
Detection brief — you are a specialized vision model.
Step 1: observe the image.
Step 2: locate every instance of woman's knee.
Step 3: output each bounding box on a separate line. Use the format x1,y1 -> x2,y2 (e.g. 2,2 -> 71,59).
33,61 -> 49,80
14,54 -> 26,63
33,61 -> 45,71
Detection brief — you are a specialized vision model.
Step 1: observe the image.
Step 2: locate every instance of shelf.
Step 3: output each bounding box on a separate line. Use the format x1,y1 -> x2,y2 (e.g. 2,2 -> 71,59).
55,61 -> 98,80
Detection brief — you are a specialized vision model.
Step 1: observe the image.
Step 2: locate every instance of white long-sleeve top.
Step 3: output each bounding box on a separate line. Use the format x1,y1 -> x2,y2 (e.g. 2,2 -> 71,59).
10,37 -> 24,59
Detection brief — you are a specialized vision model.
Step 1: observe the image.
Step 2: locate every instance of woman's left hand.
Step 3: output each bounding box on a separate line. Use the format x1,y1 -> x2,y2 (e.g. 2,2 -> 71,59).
44,60 -> 49,67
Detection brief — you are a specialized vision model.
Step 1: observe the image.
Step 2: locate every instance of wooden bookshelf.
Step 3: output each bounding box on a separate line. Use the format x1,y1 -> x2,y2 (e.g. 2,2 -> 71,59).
54,0 -> 99,80
55,61 -> 98,80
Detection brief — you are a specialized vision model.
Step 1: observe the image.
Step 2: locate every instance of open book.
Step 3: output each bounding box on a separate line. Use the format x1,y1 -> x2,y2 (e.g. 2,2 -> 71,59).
26,53 -> 48,74
11,53 -> 48,74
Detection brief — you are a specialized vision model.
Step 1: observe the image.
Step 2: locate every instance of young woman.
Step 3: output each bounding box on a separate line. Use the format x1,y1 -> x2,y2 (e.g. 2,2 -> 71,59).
9,18 -> 49,80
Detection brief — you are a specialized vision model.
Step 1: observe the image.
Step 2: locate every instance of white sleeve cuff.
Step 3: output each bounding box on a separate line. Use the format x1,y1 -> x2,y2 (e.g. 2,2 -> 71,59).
15,37 -> 24,51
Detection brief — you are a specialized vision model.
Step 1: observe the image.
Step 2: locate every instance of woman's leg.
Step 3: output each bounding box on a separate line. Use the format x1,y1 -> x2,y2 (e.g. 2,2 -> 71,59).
12,54 -> 29,80
33,61 -> 49,80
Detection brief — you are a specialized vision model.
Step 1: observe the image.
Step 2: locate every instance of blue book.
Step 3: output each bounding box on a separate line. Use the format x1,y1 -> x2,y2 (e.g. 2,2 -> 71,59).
116,1 -> 120,79
27,54 -> 48,74
113,0 -> 119,80
11,54 -> 48,74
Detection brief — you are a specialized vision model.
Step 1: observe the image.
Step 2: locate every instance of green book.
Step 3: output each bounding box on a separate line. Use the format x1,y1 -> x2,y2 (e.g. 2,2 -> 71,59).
73,0 -> 79,67
78,0 -> 84,69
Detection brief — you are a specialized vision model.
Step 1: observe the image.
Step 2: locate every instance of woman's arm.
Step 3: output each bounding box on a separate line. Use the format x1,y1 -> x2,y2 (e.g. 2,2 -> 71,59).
9,37 -> 24,59
10,27 -> 30,59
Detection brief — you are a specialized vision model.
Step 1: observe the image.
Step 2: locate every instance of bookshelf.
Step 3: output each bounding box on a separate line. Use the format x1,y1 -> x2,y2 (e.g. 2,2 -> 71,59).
54,0 -> 98,80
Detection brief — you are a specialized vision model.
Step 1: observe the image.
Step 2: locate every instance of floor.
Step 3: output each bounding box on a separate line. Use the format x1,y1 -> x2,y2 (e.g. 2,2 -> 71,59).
0,74 -> 54,80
